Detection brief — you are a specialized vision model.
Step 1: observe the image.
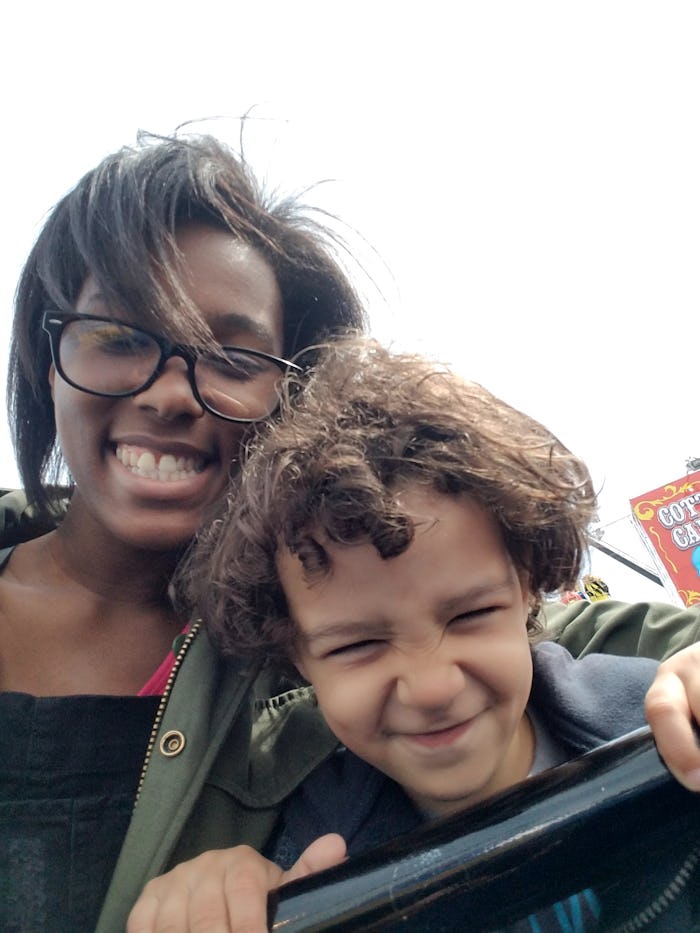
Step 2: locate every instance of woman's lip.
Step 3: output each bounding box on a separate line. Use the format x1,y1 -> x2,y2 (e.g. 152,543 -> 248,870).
114,443 -> 207,479
108,446 -> 220,499
111,436 -> 213,460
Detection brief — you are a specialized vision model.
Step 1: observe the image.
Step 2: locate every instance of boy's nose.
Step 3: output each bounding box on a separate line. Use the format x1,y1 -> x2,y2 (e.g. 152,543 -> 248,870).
134,357 -> 204,421
395,654 -> 465,709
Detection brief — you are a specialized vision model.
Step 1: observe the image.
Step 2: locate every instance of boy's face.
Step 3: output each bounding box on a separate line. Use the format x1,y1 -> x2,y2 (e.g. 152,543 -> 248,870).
279,486 -> 535,818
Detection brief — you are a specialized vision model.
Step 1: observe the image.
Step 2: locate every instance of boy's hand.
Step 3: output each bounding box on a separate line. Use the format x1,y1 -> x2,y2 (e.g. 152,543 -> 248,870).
127,834 -> 347,933
646,642 -> 700,791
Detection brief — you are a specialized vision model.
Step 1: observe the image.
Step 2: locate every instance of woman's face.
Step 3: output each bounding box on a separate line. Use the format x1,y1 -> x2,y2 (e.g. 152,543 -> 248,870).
49,223 -> 284,552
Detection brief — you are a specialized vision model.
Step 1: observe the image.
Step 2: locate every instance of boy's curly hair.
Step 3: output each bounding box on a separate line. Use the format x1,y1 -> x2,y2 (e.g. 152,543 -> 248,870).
181,335 -> 597,665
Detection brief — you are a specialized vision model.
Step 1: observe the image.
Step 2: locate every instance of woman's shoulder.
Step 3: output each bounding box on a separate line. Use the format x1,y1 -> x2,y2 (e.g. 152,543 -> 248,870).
541,596 -> 700,661
0,487 -> 70,548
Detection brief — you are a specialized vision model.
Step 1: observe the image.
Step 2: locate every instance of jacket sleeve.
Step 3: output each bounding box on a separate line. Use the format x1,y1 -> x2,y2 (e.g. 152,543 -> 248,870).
541,598 -> 700,661
0,487 -> 70,545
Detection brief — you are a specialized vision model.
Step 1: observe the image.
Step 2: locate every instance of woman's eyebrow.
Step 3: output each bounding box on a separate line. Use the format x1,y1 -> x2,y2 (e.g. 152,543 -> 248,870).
72,303 -> 278,349
77,290 -> 109,311
213,312 -> 277,346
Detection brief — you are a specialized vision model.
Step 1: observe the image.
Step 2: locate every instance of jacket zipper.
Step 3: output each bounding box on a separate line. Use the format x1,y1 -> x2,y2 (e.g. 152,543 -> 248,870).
607,843 -> 700,931
132,619 -> 202,809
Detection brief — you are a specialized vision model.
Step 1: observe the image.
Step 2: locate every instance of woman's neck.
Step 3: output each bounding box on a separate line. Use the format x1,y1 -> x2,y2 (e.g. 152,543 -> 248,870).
0,530 -> 188,696
49,506 -> 183,607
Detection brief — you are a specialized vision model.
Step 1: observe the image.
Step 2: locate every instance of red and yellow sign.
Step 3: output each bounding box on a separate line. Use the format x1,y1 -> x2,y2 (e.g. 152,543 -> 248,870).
630,470 -> 700,607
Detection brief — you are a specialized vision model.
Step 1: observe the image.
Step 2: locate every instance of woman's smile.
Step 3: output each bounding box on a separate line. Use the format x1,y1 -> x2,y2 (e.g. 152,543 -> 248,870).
107,439 -> 221,508
114,443 -> 208,483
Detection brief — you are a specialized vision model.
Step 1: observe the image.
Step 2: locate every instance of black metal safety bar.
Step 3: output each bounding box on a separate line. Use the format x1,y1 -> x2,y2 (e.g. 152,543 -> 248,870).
269,727 -> 700,931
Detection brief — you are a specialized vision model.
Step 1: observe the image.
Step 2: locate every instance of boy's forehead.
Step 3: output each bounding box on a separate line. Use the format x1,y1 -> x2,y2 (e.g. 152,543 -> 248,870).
276,500 -> 530,635
274,527 -> 372,594
273,487 -> 481,575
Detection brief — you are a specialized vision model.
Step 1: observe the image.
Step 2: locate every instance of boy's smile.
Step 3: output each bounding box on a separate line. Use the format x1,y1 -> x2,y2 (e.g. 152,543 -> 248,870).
280,485 -> 536,818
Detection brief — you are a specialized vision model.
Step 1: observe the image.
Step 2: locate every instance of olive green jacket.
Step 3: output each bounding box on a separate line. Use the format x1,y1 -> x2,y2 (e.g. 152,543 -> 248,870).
2,489 -> 699,931
544,597 -> 700,661
95,628 -> 338,933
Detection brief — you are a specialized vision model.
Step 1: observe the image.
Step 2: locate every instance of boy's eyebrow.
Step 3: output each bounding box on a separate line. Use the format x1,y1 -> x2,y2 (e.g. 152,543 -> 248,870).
438,578 -> 517,613
299,578 -> 519,646
300,620 -> 393,647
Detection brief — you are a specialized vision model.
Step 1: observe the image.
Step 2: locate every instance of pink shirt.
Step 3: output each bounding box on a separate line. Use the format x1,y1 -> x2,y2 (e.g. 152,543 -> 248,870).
137,626 -> 189,696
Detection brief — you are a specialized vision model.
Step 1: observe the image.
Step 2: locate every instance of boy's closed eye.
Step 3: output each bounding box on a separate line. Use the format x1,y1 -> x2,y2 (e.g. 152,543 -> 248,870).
324,639 -> 386,661
318,608 -> 505,661
447,605 -> 502,628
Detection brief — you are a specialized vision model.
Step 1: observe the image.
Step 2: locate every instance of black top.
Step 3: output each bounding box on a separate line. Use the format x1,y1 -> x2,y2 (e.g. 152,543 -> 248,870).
0,690 -> 158,933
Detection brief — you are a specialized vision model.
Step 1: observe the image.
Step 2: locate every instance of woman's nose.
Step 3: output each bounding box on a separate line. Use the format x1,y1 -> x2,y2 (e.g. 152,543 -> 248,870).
395,653 -> 465,709
134,357 -> 205,421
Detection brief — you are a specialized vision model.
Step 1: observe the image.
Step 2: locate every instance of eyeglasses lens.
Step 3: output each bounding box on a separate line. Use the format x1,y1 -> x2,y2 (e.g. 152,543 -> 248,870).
195,351 -> 284,420
60,319 -> 160,395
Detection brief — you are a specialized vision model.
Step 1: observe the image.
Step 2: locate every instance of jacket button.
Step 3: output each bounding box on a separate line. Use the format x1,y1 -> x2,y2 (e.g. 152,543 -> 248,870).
159,730 -> 186,757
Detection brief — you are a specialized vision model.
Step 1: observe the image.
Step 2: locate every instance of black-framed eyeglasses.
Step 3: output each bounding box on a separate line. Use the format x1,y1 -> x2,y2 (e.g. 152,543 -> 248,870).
42,311 -> 301,423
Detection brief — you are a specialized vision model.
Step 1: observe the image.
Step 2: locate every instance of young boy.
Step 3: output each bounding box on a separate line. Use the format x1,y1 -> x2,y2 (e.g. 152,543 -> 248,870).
130,336 -> 697,931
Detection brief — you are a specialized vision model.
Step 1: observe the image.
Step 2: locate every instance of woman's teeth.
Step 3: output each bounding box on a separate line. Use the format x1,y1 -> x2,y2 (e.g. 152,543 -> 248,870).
116,445 -> 205,481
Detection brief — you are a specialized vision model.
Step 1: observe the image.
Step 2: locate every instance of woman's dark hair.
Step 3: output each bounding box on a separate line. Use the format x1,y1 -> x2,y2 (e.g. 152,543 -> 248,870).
8,131 -> 367,520
183,335 -> 598,666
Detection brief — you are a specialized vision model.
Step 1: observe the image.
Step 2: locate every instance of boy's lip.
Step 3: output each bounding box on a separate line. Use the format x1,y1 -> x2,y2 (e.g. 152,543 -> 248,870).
398,718 -> 477,749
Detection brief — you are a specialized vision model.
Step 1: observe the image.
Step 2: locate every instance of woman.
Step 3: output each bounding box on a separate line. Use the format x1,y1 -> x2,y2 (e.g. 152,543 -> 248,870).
0,131 -> 365,933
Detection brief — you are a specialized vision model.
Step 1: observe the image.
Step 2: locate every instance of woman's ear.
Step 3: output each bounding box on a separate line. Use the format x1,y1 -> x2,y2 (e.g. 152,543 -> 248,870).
48,363 -> 56,400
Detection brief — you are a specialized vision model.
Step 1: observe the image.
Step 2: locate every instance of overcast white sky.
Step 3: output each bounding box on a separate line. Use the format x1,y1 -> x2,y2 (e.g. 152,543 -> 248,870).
2,1 -> 698,603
